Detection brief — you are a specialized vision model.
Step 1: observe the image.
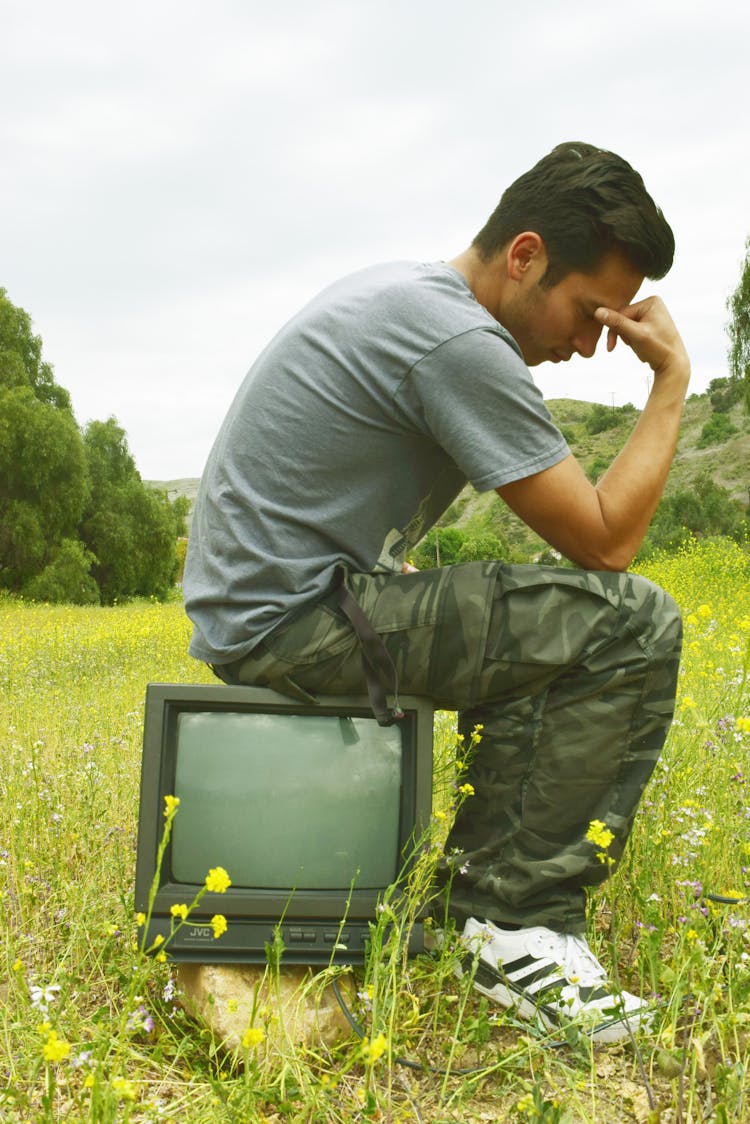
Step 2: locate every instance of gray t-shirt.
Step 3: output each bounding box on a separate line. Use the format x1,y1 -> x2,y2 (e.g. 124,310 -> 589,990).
184,261 -> 569,664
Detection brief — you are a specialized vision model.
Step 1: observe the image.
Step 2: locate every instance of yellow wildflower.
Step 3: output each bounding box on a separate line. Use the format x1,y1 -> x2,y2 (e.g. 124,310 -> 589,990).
585,819 -> 614,850
361,1032 -> 388,1063
211,914 -> 228,939
205,866 -> 232,894
458,783 -> 475,796
42,1030 -> 71,1064
242,1026 -> 265,1049
112,1077 -> 137,1100
170,903 -> 189,921
163,794 -> 180,818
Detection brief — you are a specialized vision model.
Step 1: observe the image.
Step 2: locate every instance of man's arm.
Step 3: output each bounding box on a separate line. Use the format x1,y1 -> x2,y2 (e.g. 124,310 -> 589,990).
497,296 -> 690,571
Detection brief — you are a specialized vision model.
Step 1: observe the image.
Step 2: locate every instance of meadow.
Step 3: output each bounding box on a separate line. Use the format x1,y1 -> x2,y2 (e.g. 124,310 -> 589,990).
2,537 -> 750,1123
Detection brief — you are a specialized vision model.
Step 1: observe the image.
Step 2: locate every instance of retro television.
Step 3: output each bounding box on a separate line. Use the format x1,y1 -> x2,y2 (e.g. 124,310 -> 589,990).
134,683 -> 434,964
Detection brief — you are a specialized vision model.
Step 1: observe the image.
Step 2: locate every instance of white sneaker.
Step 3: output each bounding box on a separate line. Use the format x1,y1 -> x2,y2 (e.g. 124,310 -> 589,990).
458,918 -> 653,1044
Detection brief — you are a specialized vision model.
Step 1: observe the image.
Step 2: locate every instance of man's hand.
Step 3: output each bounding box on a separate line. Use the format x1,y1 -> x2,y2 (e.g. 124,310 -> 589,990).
498,295 -> 690,572
594,297 -> 689,377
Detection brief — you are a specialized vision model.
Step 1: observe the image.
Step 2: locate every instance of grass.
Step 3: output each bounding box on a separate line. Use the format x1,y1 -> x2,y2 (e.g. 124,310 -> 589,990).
2,537 -> 750,1122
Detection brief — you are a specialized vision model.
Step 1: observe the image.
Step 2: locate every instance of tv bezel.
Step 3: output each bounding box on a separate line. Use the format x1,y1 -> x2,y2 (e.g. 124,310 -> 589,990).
134,682 -> 434,964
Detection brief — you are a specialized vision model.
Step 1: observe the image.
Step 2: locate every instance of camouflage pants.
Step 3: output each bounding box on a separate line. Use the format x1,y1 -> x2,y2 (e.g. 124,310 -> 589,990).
215,562 -> 682,933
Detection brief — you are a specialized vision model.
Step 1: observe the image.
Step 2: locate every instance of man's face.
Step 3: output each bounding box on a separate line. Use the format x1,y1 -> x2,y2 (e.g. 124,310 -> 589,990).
501,249 -> 644,367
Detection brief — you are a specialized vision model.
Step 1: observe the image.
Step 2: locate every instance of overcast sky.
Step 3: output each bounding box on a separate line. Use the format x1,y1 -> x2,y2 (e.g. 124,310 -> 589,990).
2,1 -> 749,480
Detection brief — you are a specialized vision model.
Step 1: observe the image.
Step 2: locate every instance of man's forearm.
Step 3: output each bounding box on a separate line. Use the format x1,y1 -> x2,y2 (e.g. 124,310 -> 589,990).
594,361 -> 690,564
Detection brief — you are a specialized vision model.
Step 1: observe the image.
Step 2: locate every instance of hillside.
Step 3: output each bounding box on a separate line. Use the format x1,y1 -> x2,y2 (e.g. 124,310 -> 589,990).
149,384 -> 750,560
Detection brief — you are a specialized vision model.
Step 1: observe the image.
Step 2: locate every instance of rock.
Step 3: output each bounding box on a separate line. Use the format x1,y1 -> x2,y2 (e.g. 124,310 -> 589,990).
176,962 -> 357,1055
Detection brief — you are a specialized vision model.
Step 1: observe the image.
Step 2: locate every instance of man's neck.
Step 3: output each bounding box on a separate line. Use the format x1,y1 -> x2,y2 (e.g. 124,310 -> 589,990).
449,246 -> 506,321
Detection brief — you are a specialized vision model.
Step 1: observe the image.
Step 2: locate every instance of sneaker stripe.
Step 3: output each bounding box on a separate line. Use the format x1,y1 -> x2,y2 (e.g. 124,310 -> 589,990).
496,953 -> 538,975
505,963 -> 563,991
577,985 -> 613,1003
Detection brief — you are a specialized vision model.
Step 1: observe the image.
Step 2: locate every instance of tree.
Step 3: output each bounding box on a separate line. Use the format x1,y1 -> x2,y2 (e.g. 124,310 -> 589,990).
638,473 -> 746,558
22,538 -> 100,605
455,531 -> 508,563
79,418 -> 181,602
412,527 -> 467,569
0,290 -> 89,591
584,401 -> 637,435
697,411 -> 738,449
727,237 -> 750,413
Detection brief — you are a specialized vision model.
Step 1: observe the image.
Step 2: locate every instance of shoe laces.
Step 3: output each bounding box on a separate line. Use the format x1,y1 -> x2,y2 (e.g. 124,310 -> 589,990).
535,931 -> 607,988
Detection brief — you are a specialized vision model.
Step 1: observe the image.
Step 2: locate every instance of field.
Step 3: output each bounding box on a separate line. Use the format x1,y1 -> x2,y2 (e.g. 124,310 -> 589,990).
2,538 -> 750,1122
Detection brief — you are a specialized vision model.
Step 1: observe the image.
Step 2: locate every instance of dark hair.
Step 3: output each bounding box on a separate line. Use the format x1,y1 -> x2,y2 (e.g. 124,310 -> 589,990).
472,142 -> 675,287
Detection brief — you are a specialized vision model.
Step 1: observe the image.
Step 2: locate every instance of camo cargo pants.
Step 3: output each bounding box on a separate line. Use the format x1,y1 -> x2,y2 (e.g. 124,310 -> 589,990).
213,562 -> 682,933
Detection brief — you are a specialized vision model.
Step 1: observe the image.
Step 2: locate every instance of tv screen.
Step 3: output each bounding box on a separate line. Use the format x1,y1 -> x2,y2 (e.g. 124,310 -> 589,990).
134,684 -> 433,964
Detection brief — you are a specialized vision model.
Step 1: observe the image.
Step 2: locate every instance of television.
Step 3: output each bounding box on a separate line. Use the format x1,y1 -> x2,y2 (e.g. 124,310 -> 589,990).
134,683 -> 434,964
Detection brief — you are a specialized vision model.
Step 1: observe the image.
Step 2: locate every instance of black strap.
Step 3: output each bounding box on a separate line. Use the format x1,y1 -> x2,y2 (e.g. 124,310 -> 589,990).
335,582 -> 404,727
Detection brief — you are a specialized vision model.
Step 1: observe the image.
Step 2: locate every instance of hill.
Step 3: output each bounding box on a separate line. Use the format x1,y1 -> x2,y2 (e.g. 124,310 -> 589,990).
148,383 -> 750,560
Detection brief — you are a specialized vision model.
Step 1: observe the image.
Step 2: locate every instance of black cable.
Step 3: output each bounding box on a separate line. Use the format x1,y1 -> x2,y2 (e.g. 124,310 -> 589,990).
331,977 -> 563,1074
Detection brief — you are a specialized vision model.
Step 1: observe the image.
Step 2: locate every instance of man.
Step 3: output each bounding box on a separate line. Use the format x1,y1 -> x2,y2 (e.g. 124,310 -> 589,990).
184,142 -> 688,1043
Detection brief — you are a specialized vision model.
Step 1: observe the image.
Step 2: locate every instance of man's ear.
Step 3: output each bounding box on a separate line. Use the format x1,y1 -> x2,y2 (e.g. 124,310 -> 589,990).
506,232 -> 547,282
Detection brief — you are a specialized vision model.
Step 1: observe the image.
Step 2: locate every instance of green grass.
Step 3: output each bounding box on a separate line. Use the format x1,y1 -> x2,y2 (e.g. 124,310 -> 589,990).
2,539 -> 750,1121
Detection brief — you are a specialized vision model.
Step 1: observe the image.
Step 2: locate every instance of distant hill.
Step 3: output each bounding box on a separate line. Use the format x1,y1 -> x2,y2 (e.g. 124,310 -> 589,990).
147,384 -> 750,559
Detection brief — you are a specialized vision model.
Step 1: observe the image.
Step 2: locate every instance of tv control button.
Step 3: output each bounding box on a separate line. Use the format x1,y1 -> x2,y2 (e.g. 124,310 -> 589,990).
302,930 -> 317,942
288,928 -> 304,942
325,930 -> 350,943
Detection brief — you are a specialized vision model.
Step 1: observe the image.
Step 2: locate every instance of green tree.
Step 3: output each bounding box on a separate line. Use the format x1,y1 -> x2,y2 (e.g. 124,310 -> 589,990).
412,527 -> 467,569
79,418 -> 181,602
0,290 -> 89,591
22,538 -> 100,605
638,473 -> 746,557
584,401 -> 637,436
727,237 -> 750,413
455,531 -> 508,563
697,411 -> 738,449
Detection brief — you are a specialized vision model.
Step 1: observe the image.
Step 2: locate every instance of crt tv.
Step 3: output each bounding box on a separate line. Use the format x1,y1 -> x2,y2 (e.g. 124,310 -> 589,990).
134,683 -> 434,964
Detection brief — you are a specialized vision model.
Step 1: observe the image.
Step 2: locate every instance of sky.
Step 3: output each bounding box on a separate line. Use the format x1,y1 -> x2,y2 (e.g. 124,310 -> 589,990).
2,0 -> 749,481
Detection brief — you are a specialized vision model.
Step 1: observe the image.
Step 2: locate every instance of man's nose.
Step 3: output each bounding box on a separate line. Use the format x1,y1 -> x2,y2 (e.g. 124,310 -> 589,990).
573,322 -> 603,359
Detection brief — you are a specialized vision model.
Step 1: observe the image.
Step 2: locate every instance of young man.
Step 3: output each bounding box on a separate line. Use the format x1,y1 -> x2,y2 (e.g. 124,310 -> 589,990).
184,142 -> 689,1042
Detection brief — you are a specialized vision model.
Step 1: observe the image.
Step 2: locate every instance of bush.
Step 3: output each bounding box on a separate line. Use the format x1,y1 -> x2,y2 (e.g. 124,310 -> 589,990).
413,527 -> 508,568
587,455 -> 611,483
22,538 -> 100,604
708,377 -> 744,413
455,531 -> 508,563
638,473 -> 747,558
697,412 -> 738,448
584,402 -> 637,435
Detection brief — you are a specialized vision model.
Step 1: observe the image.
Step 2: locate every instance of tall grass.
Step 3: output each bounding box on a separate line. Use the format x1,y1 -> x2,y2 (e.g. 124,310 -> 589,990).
2,538 -> 750,1122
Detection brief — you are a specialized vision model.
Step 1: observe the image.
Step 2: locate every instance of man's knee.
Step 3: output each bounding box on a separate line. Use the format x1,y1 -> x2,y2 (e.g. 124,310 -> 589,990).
624,573 -> 682,663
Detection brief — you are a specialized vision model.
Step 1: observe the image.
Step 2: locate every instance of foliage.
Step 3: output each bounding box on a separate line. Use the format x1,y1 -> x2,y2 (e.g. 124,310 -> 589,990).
455,530 -> 507,564
708,376 -> 744,414
584,401 -> 636,435
21,538 -> 100,605
726,235 -> 750,412
697,410 -> 738,449
2,538 -> 750,1119
412,526 -> 507,569
0,289 -> 184,603
586,453 -> 611,483
80,418 -> 182,603
0,292 -> 90,592
638,472 -> 747,558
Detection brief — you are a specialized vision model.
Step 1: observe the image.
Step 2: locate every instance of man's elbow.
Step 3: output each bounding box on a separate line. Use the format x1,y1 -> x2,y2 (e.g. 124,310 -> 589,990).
567,541 -> 636,573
